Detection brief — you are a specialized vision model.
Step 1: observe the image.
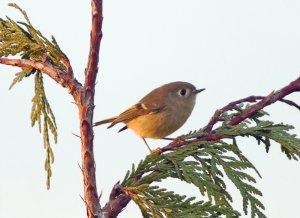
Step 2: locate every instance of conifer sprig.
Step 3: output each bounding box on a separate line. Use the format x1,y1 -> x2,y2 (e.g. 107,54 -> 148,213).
125,185 -> 240,217
0,3 -> 67,70
121,104 -> 300,217
217,104 -> 300,160
0,4 -> 65,189
31,71 -> 57,189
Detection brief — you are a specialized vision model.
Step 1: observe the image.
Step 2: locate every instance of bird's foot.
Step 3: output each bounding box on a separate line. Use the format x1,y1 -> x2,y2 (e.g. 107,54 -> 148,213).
150,147 -> 162,154
172,135 -> 186,143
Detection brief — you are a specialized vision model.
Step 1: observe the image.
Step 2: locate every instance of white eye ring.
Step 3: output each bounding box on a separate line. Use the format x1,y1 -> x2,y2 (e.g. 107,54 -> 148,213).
178,88 -> 189,96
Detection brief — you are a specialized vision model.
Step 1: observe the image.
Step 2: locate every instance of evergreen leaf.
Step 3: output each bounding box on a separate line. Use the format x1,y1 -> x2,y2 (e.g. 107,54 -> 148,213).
31,72 -> 57,189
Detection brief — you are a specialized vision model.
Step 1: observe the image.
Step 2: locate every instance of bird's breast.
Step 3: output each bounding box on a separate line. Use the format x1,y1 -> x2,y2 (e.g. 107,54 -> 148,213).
126,105 -> 193,139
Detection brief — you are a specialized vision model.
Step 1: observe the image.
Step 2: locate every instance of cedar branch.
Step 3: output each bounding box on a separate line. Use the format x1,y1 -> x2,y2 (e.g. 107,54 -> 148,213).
102,75 -> 300,217
203,96 -> 300,133
0,57 -> 82,96
163,75 -> 300,152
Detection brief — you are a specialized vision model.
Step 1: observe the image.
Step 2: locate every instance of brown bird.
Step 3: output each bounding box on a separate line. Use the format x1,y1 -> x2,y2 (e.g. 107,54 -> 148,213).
94,81 -> 205,151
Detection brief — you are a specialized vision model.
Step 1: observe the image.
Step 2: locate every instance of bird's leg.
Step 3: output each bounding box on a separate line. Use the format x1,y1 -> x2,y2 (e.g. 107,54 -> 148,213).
142,138 -> 152,153
142,138 -> 162,154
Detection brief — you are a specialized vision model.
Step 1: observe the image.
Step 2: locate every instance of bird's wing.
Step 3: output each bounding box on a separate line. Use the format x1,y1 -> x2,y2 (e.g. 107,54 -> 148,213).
93,117 -> 116,127
108,102 -> 165,128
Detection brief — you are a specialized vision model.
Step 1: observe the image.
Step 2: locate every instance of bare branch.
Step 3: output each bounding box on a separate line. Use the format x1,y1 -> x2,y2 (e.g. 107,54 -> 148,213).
60,54 -> 74,77
280,98 -> 300,110
78,1 -> 103,218
203,95 -> 259,133
203,95 -> 300,133
84,0 -> 103,89
0,57 -> 82,96
229,76 -> 300,125
102,182 -> 131,218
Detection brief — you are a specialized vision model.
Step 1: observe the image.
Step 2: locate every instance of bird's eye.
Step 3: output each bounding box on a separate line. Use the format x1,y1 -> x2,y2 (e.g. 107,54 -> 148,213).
178,88 -> 187,96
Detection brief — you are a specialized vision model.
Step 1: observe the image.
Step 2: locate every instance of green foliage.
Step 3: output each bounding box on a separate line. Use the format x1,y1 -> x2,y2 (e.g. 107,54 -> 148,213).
0,4 -> 66,69
122,142 -> 261,217
126,185 -> 239,218
32,72 -> 57,189
122,104 -> 300,218
217,104 -> 300,160
1,4 -> 64,189
9,68 -> 36,89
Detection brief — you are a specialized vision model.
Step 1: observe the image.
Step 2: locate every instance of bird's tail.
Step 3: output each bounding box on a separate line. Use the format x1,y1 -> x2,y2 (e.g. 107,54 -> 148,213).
93,117 -> 116,127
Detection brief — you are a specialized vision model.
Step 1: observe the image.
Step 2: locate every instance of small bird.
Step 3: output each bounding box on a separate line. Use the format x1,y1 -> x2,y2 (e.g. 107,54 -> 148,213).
94,81 -> 205,152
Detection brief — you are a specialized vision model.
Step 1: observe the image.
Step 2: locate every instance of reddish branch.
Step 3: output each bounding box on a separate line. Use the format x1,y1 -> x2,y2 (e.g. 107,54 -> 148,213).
79,0 -> 103,218
84,0 -> 103,89
102,76 -> 300,217
162,76 -> 300,152
102,183 -> 131,218
203,95 -> 300,133
0,57 -> 81,96
60,54 -> 73,77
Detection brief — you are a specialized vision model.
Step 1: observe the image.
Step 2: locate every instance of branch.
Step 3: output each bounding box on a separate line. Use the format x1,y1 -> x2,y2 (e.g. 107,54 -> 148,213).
279,98 -> 300,110
229,76 -> 300,125
0,57 -> 82,96
163,76 -> 300,152
84,0 -> 103,89
78,1 -> 103,218
60,54 -> 74,77
102,76 -> 300,217
102,183 -> 131,218
203,95 -> 300,133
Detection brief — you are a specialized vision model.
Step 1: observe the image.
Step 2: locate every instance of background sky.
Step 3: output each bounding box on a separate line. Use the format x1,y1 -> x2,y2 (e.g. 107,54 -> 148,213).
1,1 -> 300,217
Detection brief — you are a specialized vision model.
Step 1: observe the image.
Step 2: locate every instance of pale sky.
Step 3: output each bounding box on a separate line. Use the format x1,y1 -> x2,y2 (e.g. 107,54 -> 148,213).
1,1 -> 300,217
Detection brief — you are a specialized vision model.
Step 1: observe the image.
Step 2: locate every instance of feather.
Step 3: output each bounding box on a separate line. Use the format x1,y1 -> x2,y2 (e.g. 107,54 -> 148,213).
118,126 -> 128,132
108,103 -> 163,127
93,117 -> 116,127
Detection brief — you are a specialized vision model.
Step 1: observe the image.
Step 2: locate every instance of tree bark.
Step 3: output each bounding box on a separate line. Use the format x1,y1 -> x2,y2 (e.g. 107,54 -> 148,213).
77,0 -> 103,217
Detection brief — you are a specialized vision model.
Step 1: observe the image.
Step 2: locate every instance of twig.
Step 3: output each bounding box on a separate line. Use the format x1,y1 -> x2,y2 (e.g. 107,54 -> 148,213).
60,54 -> 74,77
73,133 -> 82,139
203,95 -> 300,133
102,182 -> 131,218
203,95 -> 260,133
84,0 -> 103,89
279,98 -> 300,110
229,76 -> 300,125
0,57 -> 82,96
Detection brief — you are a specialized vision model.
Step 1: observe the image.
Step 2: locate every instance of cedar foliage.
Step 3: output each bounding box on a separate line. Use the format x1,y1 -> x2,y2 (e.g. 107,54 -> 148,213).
121,105 -> 300,217
1,4 -> 300,218
0,3 -> 67,189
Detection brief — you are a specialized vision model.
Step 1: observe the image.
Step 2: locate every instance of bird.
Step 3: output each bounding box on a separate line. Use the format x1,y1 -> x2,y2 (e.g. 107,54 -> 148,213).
94,81 -> 205,152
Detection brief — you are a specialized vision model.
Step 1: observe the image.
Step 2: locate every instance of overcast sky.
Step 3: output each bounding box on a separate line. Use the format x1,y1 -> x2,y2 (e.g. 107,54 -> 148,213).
1,1 -> 300,217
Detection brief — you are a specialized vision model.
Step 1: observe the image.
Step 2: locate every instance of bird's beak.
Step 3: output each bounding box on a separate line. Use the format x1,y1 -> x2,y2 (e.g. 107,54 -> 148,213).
194,88 -> 205,94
